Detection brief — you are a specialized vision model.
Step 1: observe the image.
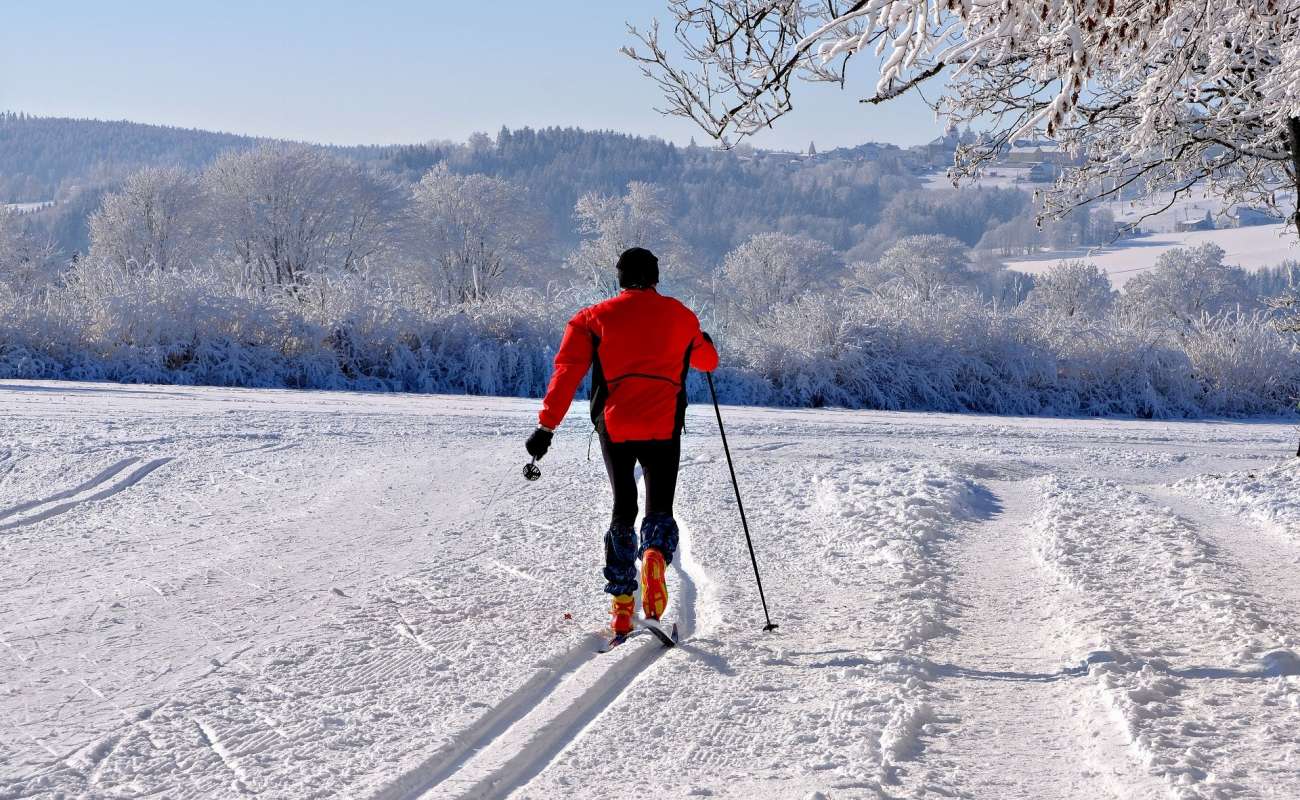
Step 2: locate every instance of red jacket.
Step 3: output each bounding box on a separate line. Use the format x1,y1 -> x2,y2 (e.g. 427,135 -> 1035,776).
539,289 -> 718,442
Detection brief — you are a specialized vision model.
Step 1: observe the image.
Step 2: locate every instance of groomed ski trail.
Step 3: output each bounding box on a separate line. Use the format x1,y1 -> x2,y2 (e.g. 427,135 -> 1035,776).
1031,475 -> 1300,797
924,478 -> 1159,799
377,523 -> 712,800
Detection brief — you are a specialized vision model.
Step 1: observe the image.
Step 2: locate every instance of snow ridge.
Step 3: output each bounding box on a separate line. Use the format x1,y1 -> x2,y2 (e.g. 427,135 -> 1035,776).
803,463 -> 987,792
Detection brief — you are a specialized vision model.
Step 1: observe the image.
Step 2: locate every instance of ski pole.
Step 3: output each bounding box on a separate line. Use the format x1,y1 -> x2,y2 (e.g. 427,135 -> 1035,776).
705,372 -> 778,632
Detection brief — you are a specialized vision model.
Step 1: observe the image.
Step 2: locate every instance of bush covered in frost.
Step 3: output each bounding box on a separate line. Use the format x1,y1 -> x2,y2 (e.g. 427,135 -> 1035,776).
1,254 -> 1296,419
0,259 -> 573,397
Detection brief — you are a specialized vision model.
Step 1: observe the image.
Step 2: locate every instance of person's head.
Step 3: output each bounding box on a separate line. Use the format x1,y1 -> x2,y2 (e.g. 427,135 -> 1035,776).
616,247 -> 659,289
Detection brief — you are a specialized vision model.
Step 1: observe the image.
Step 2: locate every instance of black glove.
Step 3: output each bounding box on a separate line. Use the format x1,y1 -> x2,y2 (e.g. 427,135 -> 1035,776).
702,330 -> 714,345
525,427 -> 553,459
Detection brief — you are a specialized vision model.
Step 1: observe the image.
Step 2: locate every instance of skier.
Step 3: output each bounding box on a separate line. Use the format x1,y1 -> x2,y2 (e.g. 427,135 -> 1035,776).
525,247 -> 718,637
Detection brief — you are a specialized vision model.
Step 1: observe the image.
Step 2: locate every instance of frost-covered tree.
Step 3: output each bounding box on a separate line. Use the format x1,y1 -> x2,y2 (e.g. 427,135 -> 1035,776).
410,165 -> 547,303
1273,293 -> 1300,334
850,234 -> 971,301
975,217 -> 1043,257
88,166 -> 206,272
1026,260 -> 1115,319
1121,244 -> 1248,325
0,207 -> 62,293
628,1 -> 1300,237
1242,259 -> 1300,300
718,232 -> 838,318
204,144 -> 402,286
1087,208 -> 1120,247
1259,261 -> 1300,337
566,182 -> 689,291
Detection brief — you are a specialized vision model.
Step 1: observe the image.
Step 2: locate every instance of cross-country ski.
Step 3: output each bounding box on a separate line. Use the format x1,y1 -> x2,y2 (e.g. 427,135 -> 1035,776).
598,619 -> 677,654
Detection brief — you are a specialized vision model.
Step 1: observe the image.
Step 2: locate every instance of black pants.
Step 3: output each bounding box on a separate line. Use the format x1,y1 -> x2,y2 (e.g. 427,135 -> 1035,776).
599,431 -> 681,528
600,431 -> 682,595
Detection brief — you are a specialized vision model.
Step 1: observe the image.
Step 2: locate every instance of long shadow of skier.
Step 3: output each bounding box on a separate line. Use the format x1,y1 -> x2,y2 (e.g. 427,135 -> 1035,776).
674,637 -> 738,677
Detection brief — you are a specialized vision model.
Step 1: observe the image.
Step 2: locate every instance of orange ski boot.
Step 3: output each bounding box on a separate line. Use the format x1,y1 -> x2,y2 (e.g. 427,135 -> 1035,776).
610,594 -> 635,636
641,547 -> 668,621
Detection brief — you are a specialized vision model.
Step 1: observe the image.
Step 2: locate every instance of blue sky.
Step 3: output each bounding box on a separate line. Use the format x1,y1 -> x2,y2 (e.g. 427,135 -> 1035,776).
0,1 -> 943,150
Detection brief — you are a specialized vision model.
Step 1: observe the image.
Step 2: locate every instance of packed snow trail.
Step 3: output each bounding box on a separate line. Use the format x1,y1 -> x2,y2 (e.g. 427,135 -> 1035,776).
1142,484 -> 1300,636
1031,478 -> 1300,798
1,381 -> 1298,799
920,477 -> 1160,798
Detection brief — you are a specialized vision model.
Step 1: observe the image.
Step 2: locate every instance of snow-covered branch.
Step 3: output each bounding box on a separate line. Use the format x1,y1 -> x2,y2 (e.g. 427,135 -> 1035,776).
630,0 -> 1300,235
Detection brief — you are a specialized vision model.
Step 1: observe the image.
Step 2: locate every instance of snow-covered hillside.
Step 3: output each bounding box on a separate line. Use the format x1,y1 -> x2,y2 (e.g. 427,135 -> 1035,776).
1007,224 -> 1300,287
2,381 -> 1298,799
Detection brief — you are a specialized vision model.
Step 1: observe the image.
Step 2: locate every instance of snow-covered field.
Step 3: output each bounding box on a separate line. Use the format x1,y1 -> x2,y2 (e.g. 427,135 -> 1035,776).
920,167 -> 1299,286
2,380 -> 1299,799
1006,224 -> 1300,287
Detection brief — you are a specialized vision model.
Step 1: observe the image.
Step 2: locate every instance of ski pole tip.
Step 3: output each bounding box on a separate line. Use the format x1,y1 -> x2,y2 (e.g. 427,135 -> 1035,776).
763,623 -> 779,632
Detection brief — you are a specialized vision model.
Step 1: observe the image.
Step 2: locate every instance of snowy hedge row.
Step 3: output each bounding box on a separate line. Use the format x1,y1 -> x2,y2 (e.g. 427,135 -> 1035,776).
1,262 -> 1296,418
707,292 -> 1299,418
0,265 -> 559,397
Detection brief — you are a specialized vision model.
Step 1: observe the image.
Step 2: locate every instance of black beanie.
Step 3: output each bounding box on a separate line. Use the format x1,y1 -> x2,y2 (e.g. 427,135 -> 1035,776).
616,247 -> 659,289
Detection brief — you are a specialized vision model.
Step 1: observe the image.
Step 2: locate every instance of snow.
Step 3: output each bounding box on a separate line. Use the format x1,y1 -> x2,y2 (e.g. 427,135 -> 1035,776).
1091,187 -> 1295,234
1005,224 -> 1300,287
2,380 -> 1299,799
1172,460 -> 1300,541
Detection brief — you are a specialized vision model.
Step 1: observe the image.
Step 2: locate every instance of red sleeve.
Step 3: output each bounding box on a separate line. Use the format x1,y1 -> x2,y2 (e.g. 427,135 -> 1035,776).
539,310 -> 595,430
688,317 -> 719,373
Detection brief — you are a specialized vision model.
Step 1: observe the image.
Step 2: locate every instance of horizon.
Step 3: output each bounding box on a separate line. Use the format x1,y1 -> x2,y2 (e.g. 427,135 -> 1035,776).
0,109 -> 928,154
0,1 -> 943,151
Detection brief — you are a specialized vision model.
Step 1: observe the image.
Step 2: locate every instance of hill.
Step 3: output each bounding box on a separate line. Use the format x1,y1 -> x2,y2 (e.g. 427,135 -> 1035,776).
0,112 -> 265,201
0,113 -> 929,261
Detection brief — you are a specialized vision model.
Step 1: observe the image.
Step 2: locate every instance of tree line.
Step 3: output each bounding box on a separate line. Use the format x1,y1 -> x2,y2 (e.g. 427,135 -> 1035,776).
1,121 -> 1297,418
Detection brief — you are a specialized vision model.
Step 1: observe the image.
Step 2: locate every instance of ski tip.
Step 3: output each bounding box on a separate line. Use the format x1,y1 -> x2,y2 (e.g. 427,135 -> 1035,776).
639,618 -> 676,648
598,633 -> 630,653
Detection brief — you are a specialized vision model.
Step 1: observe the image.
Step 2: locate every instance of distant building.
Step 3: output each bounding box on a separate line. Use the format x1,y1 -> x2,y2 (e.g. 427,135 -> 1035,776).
911,128 -> 977,169
843,142 -> 894,162
1231,206 -> 1284,227
1175,211 -> 1216,232
1028,162 -> 1060,183
1004,139 -> 1079,165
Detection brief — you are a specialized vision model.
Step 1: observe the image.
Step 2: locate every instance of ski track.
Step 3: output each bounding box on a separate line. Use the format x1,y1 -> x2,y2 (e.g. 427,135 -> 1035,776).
0,457 -> 172,532
1140,484 -> 1300,627
3,381 -> 1299,799
1170,460 -> 1300,543
0,457 -> 141,521
374,523 -> 706,800
513,457 -> 999,798
1032,476 -> 1300,798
